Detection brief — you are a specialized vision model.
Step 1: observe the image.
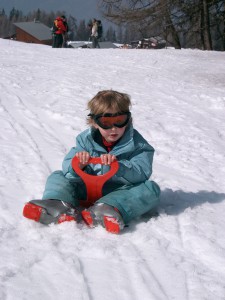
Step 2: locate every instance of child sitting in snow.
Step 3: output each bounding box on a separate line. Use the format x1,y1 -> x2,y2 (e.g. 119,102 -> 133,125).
23,90 -> 160,233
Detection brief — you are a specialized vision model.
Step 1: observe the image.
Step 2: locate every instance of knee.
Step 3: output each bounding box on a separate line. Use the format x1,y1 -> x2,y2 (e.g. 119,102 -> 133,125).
145,180 -> 161,197
47,170 -> 64,180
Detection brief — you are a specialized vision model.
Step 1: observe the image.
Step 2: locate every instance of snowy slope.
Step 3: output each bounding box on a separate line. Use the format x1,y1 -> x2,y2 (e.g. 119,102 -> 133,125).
0,39 -> 225,300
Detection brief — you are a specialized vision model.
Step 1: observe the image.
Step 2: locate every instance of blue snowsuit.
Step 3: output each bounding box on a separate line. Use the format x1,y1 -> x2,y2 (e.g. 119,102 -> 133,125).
43,125 -> 160,224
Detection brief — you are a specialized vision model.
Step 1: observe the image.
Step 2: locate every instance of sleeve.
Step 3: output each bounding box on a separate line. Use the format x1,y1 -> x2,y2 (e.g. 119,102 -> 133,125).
62,133 -> 89,180
115,141 -> 154,185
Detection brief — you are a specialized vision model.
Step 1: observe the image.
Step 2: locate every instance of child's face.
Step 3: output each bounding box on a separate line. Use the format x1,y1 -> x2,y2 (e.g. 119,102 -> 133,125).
96,124 -> 126,143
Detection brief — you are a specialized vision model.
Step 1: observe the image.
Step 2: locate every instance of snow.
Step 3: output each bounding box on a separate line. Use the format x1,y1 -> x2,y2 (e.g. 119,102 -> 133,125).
0,38 -> 225,300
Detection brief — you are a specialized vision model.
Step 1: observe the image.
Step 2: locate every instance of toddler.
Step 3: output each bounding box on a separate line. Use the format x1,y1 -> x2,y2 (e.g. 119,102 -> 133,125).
23,90 -> 160,233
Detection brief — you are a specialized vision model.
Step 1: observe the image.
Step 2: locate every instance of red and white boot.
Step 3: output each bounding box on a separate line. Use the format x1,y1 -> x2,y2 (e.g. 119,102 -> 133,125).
81,203 -> 124,234
23,199 -> 79,225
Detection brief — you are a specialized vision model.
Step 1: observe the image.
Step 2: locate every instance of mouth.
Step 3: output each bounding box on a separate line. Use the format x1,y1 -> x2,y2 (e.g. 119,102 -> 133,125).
110,134 -> 118,137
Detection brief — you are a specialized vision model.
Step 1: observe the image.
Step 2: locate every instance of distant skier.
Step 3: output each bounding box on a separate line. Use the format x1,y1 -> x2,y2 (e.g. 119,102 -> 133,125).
23,90 -> 160,233
91,18 -> 99,48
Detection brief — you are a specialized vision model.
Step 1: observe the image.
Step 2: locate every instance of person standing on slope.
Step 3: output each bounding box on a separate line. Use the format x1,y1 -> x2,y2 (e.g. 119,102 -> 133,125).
52,16 -> 67,48
61,15 -> 69,48
91,19 -> 99,48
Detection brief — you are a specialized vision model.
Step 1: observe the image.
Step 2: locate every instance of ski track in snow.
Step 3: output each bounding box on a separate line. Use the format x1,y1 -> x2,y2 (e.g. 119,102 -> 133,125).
0,39 -> 225,300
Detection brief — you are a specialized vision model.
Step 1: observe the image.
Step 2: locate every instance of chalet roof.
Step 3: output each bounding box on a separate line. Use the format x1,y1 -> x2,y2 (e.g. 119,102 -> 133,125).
14,21 -> 52,41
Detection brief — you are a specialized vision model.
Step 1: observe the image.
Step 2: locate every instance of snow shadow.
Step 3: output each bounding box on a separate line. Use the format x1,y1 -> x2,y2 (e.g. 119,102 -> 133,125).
158,188 -> 225,216
121,189 -> 225,233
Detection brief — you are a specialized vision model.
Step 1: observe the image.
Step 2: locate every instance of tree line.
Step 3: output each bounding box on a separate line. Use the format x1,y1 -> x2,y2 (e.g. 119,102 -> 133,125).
1,2 -> 224,50
98,0 -> 225,50
0,7 -> 119,42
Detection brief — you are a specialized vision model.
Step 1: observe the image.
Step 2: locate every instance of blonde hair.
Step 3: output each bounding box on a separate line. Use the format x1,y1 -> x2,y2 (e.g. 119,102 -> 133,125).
88,90 -> 131,115
87,90 -> 131,125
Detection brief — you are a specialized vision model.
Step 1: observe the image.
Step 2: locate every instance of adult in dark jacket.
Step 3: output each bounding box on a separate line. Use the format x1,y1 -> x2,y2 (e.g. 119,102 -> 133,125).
61,15 -> 69,48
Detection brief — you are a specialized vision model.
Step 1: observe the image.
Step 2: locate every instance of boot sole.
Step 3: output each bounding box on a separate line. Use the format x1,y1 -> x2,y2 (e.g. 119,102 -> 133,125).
23,203 -> 43,222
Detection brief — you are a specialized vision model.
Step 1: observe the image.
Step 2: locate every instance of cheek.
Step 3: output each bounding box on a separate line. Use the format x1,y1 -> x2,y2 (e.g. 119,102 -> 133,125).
92,123 -> 98,129
98,127 -> 108,137
118,127 -> 126,136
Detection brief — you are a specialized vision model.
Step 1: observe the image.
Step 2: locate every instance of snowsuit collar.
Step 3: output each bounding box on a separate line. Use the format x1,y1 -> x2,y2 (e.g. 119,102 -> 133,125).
88,124 -> 134,156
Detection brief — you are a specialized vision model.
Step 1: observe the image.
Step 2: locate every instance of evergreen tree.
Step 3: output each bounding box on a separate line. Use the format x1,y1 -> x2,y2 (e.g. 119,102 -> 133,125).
0,9 -> 6,16
105,26 -> 117,42
76,20 -> 89,41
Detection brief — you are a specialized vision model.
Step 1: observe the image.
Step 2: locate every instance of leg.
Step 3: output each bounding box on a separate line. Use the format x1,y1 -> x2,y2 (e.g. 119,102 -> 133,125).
62,33 -> 68,48
42,170 -> 82,206
54,34 -> 63,48
97,180 -> 160,224
81,180 -> 160,233
92,36 -> 97,48
52,34 -> 56,48
23,171 -> 85,224
96,38 -> 100,48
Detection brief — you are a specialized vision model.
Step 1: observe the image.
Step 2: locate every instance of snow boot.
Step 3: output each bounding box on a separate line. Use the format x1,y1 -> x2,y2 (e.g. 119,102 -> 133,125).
23,199 -> 79,225
81,203 -> 124,234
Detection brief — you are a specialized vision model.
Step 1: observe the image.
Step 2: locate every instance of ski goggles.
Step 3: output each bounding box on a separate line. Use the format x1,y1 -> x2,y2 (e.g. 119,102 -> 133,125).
89,112 -> 131,129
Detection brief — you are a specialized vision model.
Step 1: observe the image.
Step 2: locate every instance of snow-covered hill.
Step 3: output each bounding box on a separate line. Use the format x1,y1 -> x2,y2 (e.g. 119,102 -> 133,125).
0,39 -> 225,300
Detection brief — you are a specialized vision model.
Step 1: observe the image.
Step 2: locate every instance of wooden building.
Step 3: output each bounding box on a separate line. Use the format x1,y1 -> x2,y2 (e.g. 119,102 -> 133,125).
14,21 -> 52,46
